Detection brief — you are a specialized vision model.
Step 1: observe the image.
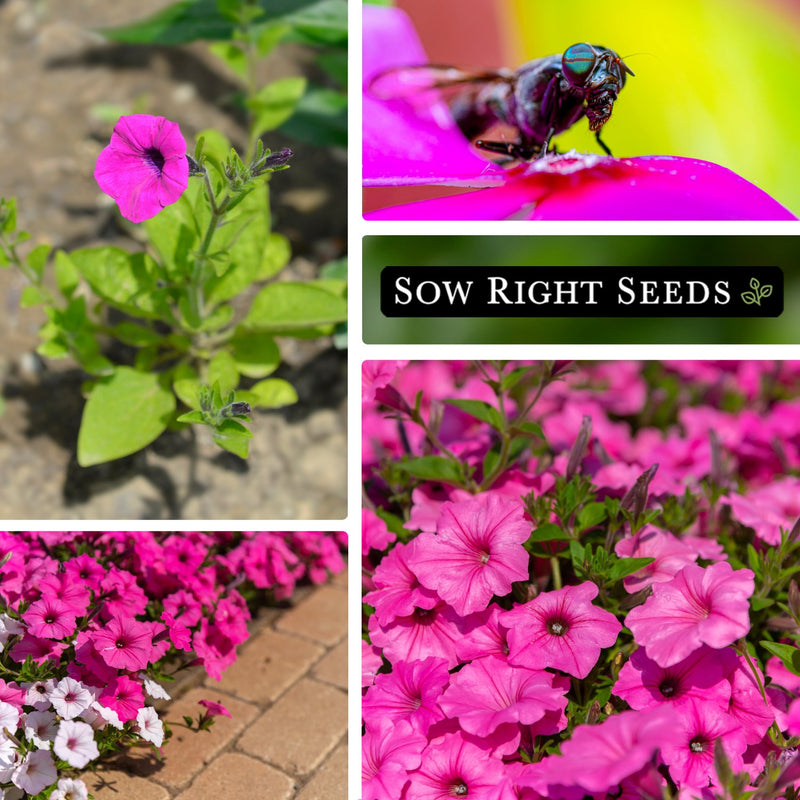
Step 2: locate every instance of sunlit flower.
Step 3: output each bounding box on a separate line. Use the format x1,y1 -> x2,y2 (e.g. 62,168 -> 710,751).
49,777 -> 89,800
625,562 -> 754,668
503,581 -> 622,678
135,706 -> 164,748
660,699 -> 747,788
49,676 -> 93,720
11,749 -> 57,796
88,616 -> 155,671
94,114 -> 189,223
363,718 -> 426,800
407,493 -> 531,616
53,719 -> 100,769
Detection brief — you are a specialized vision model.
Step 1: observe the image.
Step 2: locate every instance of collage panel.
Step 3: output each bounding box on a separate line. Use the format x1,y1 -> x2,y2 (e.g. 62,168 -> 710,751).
363,0 -> 798,221
0,530 -> 347,799
365,235 -> 799,344
362,359 -> 800,798
0,0 -> 347,520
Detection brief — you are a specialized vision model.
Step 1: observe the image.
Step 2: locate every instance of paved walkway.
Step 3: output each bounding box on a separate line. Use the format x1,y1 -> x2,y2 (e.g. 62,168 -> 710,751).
85,570 -> 348,799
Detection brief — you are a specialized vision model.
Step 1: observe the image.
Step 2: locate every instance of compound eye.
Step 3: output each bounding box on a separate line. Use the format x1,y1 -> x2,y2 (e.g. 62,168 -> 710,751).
562,43 -> 597,86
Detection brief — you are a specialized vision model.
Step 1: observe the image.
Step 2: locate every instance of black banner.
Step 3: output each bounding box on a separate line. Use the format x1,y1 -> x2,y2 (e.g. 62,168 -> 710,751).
380,267 -> 783,318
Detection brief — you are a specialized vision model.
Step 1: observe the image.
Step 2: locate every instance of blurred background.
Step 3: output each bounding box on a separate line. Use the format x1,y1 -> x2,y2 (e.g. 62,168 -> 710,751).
364,0 -> 800,216
364,236 -> 800,343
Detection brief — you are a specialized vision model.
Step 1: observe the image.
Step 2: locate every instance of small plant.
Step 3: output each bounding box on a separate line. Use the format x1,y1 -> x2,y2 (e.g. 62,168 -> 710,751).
0,118 -> 346,465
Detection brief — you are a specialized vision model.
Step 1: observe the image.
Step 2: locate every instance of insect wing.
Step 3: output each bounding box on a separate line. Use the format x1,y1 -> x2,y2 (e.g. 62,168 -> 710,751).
368,65 -> 512,103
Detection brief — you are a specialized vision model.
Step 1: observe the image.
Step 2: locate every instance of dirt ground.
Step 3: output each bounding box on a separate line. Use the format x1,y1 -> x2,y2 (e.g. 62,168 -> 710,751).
0,0 -> 347,519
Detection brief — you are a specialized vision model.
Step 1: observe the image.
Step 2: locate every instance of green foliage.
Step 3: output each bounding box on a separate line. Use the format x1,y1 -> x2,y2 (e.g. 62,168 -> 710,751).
100,0 -> 347,151
0,132 -> 346,466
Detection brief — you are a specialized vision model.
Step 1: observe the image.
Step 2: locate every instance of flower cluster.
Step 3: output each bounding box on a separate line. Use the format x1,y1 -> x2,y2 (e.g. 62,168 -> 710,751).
362,361 -> 800,799
1,531 -> 346,798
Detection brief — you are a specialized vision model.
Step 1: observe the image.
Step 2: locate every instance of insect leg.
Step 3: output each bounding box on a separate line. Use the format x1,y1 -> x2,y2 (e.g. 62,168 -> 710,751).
537,127 -> 556,159
594,130 -> 613,157
475,139 -> 538,161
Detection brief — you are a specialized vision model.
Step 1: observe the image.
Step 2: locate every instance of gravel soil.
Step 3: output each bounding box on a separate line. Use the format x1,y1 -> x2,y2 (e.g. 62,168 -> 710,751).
0,0 -> 347,520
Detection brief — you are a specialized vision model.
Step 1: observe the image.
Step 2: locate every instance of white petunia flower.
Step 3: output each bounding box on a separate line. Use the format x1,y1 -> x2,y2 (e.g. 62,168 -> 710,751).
135,706 -> 164,748
0,701 -> 20,735
141,675 -> 171,701
11,749 -> 57,796
23,709 -> 58,748
49,776 -> 89,800
49,677 -> 93,720
23,679 -> 55,711
53,720 -> 99,769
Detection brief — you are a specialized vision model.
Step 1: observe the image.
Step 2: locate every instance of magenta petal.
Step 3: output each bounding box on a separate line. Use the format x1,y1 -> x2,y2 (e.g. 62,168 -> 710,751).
362,5 -> 506,188
365,153 -> 796,221
94,114 -> 188,223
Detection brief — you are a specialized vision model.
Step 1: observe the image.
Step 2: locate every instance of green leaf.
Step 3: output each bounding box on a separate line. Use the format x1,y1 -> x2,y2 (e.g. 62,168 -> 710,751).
760,640 -> 800,675
395,456 -> 465,486
608,557 -> 655,582
176,409 -> 205,424
283,0 -> 347,45
110,322 -> 163,347
517,421 -> 544,439
99,0 -> 237,44
20,286 -> 45,307
212,419 -> 252,459
247,76 -> 307,134
26,244 -> 52,281
67,247 -> 170,319
576,502 -> 607,532
54,250 -> 80,298
444,398 -> 504,430
240,378 -> 298,408
207,41 -> 248,78
750,596 -> 775,611
242,281 -> 347,331
529,523 -> 570,543
77,367 -> 176,466
206,351 -> 239,395
231,333 -> 281,378
279,86 -> 347,147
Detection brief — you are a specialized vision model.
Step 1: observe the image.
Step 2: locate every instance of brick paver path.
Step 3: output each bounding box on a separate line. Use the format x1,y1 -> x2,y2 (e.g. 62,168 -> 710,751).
84,570 -> 348,799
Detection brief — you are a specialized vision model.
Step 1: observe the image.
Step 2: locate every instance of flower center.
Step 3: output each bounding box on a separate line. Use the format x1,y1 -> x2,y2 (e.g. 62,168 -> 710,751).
145,147 -> 165,173
479,551 -> 490,565
116,638 -> 127,649
658,678 -> 677,697
689,737 -> 706,754
45,614 -> 56,624
547,618 -> 569,636
451,781 -> 469,796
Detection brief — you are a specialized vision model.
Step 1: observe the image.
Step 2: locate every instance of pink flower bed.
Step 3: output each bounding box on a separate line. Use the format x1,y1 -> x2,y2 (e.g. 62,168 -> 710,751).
362,361 -> 800,799
0,531 -> 346,799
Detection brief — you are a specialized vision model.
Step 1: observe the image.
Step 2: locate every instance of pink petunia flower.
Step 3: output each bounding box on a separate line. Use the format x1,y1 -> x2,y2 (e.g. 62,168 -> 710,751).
198,698 -> 231,718
368,601 -> 463,669
726,656 -> 775,745
22,595 -> 78,640
362,657 -> 449,735
439,656 -> 566,741
94,114 -> 189,223
788,697 -> 800,736
660,699 -> 747,788
625,562 -> 754,668
363,538 -> 440,625
362,6 -> 796,222
614,527 -> 698,593
99,675 -> 145,723
613,645 -> 735,712
89,616 -> 156,671
503,581 -> 622,678
538,708 -> 681,793
53,719 -> 100,769
407,493 -> 531,616
406,731 -> 515,800
363,717 -> 426,800
363,361 -> 409,402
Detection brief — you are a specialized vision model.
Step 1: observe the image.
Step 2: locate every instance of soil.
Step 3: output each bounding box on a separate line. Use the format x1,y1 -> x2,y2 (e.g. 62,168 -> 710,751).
0,0 -> 347,519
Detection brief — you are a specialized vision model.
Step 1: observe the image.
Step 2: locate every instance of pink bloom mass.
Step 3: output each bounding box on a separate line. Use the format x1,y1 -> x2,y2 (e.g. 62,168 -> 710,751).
94,114 -> 189,223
